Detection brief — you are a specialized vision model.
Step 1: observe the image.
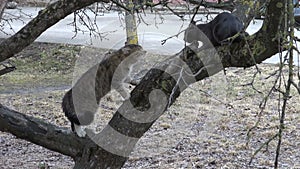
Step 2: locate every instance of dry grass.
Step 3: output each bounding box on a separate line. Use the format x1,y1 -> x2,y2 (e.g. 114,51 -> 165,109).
0,42 -> 299,168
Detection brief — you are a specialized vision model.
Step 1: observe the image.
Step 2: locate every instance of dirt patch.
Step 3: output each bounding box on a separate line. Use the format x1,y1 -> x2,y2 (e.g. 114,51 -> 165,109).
0,42 -> 299,169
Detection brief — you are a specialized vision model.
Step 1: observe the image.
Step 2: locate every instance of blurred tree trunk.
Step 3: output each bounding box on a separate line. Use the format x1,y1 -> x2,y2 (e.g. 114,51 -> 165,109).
125,0 -> 139,45
0,0 -> 8,21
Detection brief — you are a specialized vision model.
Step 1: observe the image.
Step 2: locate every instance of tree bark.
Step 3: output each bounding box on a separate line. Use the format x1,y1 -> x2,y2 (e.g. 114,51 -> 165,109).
125,0 -> 139,45
0,104 -> 84,157
185,0 -> 235,11
0,0 -> 8,21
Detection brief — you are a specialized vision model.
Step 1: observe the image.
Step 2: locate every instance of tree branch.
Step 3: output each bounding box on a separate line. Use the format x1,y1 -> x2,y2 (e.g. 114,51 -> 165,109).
232,0 -> 263,28
0,103 -> 128,168
0,0 -> 8,21
0,103 -> 85,158
184,0 -> 235,11
0,65 -> 15,76
0,0 -> 110,63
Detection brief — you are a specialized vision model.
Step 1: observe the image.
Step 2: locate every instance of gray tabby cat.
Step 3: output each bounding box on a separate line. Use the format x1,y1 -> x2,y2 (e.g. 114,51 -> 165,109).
62,44 -> 145,137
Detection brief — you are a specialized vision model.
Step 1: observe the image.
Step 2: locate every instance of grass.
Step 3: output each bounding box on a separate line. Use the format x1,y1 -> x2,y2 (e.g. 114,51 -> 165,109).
0,42 -> 299,168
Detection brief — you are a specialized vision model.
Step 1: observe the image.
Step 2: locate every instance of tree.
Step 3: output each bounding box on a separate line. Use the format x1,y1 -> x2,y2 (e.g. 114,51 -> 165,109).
0,0 -> 16,76
0,0 -> 299,168
125,0 -> 138,44
0,0 -> 8,20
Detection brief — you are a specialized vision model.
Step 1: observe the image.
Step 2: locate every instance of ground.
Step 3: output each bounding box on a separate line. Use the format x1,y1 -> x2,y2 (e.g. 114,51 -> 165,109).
0,42 -> 299,169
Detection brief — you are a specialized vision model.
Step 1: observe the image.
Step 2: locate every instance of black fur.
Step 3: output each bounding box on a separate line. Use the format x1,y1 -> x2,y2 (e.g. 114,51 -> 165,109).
184,12 -> 245,48
62,89 -> 95,131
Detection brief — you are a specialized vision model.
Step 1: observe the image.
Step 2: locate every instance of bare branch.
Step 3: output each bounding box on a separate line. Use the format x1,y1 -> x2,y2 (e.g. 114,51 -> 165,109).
161,29 -> 185,45
111,0 -> 130,12
274,2 -> 295,166
0,103 -> 129,168
0,64 -> 15,76
0,0 -> 8,21
291,80 -> 300,94
0,0 -> 111,63
249,133 -> 279,165
184,0 -> 234,11
164,3 -> 184,19
0,104 -> 84,158
241,69 -> 263,94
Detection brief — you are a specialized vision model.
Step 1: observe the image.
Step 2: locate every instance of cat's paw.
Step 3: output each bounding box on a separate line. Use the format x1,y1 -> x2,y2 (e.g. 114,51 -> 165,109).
85,128 -> 96,137
115,97 -> 126,105
119,90 -> 130,100
74,125 -> 86,137
76,129 -> 86,137
123,94 -> 130,100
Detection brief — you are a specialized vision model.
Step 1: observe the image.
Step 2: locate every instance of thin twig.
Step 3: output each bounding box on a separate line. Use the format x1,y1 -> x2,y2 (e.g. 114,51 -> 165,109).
161,29 -> 185,45
291,80 -> 300,94
161,4 -> 200,45
111,0 -> 130,12
241,69 -> 263,94
164,4 -> 184,20
274,2 -> 295,167
249,133 -> 279,165
0,65 -> 16,76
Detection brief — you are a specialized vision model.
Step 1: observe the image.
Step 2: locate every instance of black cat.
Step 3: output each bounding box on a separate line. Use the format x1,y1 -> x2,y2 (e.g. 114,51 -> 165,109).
184,12 -> 245,49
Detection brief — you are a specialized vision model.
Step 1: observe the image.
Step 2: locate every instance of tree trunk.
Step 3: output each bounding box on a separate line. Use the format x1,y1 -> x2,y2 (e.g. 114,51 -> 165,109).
0,0 -> 8,21
125,0 -> 139,45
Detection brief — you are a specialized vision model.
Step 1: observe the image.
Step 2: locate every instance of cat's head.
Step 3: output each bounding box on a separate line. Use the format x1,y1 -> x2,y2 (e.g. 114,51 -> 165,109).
128,49 -> 146,63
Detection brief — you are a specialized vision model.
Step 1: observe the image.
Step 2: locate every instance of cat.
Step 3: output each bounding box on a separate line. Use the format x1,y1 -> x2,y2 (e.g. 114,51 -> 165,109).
184,12 -> 245,49
62,44 -> 146,137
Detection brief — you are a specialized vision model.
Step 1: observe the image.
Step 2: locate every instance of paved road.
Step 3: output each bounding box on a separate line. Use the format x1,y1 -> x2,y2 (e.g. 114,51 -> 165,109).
0,7 -> 299,63
0,7 -> 191,55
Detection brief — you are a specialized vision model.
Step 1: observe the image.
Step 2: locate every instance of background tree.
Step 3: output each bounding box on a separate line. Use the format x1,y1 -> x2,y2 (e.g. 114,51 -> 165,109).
125,0 -> 138,44
0,0 -> 8,20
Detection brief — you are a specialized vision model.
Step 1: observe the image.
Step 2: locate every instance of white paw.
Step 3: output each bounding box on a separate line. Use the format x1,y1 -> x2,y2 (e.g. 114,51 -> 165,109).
123,93 -> 130,100
74,124 -> 86,137
119,90 -> 130,100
